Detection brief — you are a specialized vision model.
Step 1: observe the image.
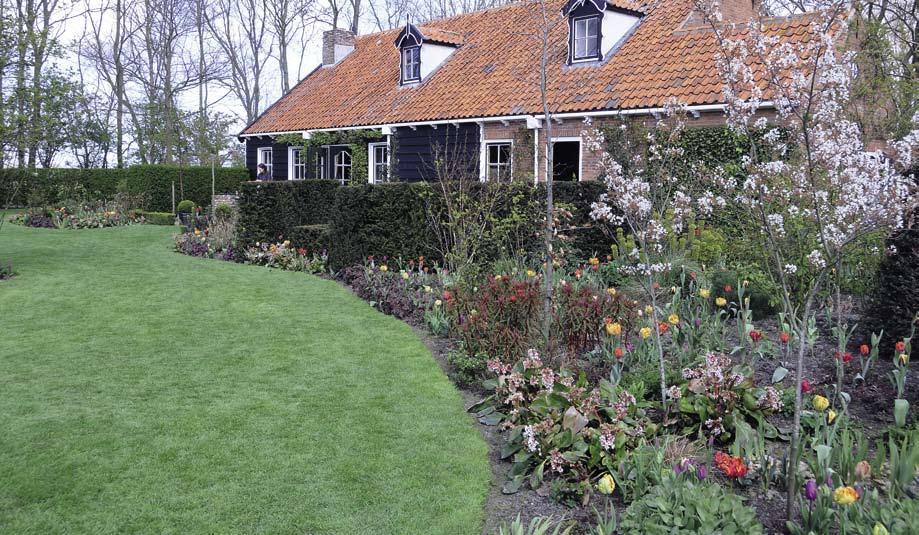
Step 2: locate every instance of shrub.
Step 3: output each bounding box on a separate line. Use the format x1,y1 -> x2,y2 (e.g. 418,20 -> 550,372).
328,183 -> 435,270
289,224 -> 331,253
0,166 -> 247,212
236,180 -> 340,248
619,475 -> 763,534
863,219 -> 919,346
214,204 -> 234,220
133,211 -> 175,225
176,200 -> 196,214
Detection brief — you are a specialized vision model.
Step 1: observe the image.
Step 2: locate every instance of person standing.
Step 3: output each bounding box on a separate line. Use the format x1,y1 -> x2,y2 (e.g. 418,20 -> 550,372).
256,163 -> 272,181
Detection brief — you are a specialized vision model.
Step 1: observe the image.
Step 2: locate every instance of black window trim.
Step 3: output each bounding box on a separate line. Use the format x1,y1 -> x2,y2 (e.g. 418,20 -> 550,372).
400,45 -> 421,85
569,14 -> 602,63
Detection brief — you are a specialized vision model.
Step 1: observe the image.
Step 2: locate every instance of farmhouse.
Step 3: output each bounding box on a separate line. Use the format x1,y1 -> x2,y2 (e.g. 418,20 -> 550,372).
239,0 -> 809,183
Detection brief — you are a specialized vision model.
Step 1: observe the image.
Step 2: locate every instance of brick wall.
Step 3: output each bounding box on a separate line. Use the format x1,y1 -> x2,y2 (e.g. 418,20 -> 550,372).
483,109 -> 774,183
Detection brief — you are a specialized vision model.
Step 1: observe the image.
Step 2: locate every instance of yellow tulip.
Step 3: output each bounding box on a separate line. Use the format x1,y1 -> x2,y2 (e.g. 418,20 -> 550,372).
813,395 -> 829,412
832,486 -> 858,505
827,410 -> 837,424
424,285 -> 432,293
605,322 -> 622,337
589,257 -> 600,266
715,297 -> 727,307
644,305 -> 653,316
606,287 -> 616,296
379,265 -> 388,272
597,473 -> 616,495
699,288 -> 711,299
668,313 -> 680,325
434,299 -> 442,307
873,523 -> 890,535
526,270 -> 537,278
640,327 -> 652,339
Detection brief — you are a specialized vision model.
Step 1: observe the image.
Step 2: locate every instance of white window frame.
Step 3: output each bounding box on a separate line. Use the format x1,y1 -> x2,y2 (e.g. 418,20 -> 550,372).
317,149 -> 327,180
485,140 -> 513,182
368,142 -> 389,184
288,146 -> 306,180
257,147 -> 273,177
571,15 -> 601,62
334,149 -> 352,184
401,45 -> 421,84
551,137 -> 582,182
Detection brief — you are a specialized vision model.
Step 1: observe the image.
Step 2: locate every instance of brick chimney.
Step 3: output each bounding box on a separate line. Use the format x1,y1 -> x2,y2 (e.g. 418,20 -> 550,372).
322,28 -> 355,66
685,0 -> 758,27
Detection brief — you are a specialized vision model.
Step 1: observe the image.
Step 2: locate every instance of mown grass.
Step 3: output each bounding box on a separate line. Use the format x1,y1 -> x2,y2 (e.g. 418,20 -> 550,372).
0,223 -> 488,534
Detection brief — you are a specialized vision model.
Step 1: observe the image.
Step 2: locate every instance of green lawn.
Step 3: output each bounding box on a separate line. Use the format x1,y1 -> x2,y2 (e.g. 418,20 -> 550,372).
0,223 -> 489,534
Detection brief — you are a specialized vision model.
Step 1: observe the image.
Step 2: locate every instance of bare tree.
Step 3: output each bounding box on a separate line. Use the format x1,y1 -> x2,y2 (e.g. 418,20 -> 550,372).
82,0 -> 132,167
205,0 -> 272,124
264,0 -> 313,94
367,0 -> 412,31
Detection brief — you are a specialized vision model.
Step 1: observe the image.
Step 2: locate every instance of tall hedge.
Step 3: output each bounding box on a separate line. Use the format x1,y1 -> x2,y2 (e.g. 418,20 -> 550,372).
237,180 -> 341,247
0,165 -> 248,212
235,179 -> 615,270
328,183 -> 437,269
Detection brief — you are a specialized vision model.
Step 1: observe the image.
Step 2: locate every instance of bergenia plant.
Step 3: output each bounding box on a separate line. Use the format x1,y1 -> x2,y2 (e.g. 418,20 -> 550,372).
691,0 -> 919,521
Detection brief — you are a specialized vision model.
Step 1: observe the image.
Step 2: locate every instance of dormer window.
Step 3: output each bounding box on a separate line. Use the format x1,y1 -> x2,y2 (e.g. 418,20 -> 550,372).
572,16 -> 601,61
395,23 -> 463,86
401,46 -> 421,84
563,0 -> 643,65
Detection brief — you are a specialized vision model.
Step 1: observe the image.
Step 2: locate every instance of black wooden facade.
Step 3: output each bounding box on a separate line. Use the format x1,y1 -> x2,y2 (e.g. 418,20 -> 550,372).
243,123 -> 481,183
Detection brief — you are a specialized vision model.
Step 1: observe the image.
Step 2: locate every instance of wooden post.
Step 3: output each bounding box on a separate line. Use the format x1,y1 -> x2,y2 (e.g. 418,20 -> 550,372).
171,181 -> 175,214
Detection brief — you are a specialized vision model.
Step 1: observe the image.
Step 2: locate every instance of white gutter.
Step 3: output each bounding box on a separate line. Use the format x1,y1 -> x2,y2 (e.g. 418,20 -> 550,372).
238,102 -> 775,138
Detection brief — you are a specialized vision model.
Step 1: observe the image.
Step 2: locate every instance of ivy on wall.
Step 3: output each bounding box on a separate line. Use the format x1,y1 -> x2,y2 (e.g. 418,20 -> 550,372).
275,129 -> 386,184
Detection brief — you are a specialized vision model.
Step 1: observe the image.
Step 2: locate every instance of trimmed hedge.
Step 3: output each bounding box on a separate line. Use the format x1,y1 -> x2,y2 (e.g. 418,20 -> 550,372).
326,181 -> 612,269
289,224 -> 332,253
0,165 -> 248,212
328,183 -> 435,269
237,180 -> 341,247
235,178 -> 613,270
135,211 -> 177,226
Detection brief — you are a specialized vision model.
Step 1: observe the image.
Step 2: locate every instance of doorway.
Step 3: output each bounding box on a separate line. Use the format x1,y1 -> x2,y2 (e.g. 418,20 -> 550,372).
552,140 -> 580,182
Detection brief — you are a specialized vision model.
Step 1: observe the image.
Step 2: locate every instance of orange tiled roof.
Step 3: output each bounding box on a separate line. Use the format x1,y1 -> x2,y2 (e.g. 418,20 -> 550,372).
241,0 -> 816,135
417,26 -> 466,46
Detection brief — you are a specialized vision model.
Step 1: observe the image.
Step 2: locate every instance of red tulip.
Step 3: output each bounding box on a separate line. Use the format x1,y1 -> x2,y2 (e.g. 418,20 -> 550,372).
443,290 -> 453,301
724,284 -> 733,293
800,379 -> 812,394
749,330 -> 762,343
780,332 -> 790,344
896,341 -> 906,352
614,347 -> 624,359
860,344 -> 870,356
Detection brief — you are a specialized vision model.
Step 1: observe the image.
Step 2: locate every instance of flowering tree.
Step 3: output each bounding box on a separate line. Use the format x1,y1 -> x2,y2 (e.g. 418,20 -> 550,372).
585,106 -> 713,406
688,0 -> 919,521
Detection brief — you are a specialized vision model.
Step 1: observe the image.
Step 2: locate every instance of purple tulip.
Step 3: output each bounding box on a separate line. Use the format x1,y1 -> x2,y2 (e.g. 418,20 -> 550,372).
694,318 -> 702,329
696,464 -> 707,480
854,484 -> 863,499
804,480 -> 818,502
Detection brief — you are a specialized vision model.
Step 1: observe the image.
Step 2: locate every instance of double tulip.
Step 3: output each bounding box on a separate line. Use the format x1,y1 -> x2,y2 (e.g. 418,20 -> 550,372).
813,395 -> 829,412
